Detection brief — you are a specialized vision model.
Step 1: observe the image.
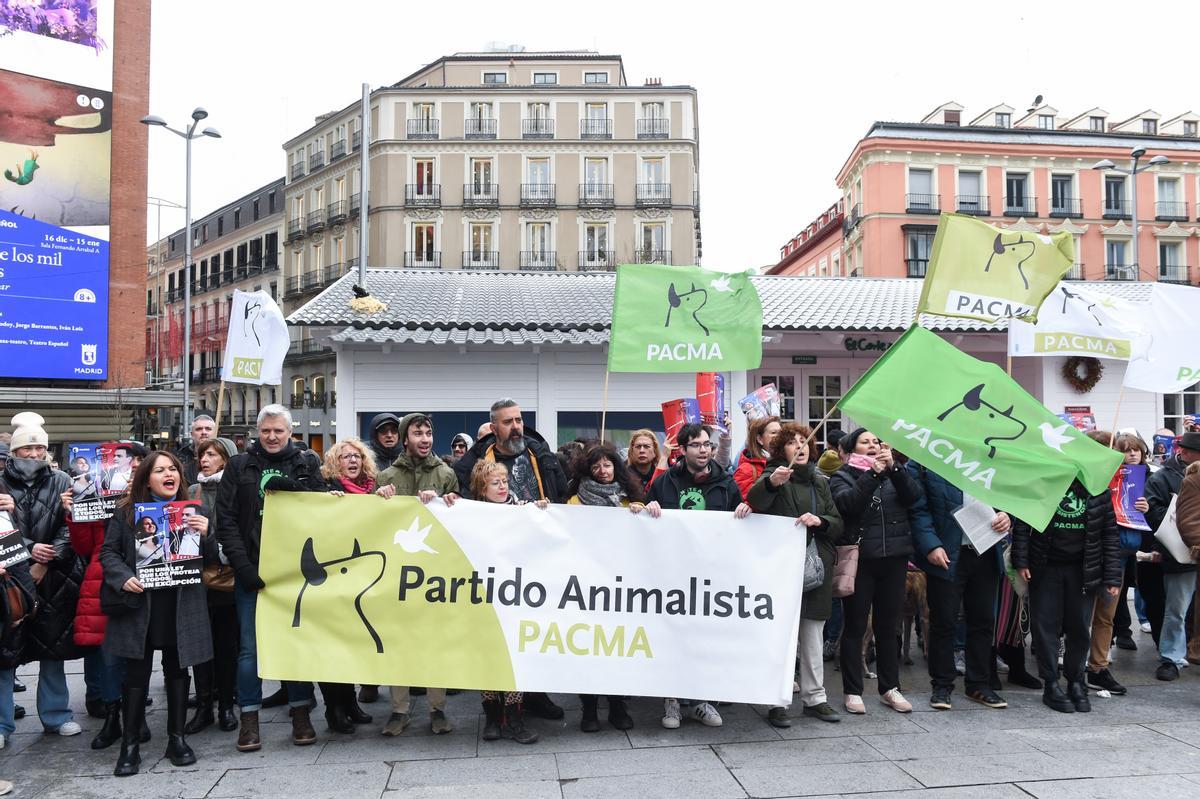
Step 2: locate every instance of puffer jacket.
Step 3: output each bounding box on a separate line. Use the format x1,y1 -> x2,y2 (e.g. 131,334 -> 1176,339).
828,463 -> 922,561
1145,454 -> 1193,573
2,457 -> 80,662
377,414 -> 461,497
906,464 -> 1005,581
1011,484 -> 1122,593
732,450 -> 767,500
69,517 -> 108,647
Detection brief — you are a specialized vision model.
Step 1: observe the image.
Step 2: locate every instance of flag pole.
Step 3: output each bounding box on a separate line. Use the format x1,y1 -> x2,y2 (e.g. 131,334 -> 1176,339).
794,397 -> 844,465
1108,384 -> 1126,449
213,380 -> 226,438
599,368 -> 611,443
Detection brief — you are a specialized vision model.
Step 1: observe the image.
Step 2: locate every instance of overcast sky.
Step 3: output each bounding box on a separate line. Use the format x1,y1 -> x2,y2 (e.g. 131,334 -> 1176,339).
145,0 -> 1200,270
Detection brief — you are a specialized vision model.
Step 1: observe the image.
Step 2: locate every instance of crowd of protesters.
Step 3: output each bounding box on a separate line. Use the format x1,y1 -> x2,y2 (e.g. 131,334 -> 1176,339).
0,402 -> 1198,779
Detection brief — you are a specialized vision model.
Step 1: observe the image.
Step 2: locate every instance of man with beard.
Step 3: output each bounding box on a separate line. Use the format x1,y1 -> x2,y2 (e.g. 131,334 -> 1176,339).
367,413 -> 403,472
176,415 -> 216,485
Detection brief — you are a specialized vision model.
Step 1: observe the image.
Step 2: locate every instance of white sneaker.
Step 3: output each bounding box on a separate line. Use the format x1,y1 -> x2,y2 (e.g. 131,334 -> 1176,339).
661,698 -> 681,729
1140,622 -> 1152,633
844,694 -> 866,714
0,733 -> 6,749
692,702 -> 723,727
55,721 -> 82,736
995,656 -> 1010,674
880,689 -> 912,713
954,650 -> 966,675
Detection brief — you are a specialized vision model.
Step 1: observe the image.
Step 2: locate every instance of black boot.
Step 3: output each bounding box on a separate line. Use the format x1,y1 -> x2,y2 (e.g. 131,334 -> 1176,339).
523,691 -> 564,720
114,686 -> 146,777
1001,644 -> 1042,689
580,695 -> 600,733
343,685 -> 373,725
164,675 -> 197,767
482,698 -> 502,741
185,662 -> 215,734
216,656 -> 239,731
217,703 -> 238,732
607,697 -> 634,730
320,683 -> 354,734
1041,681 -> 1074,713
502,702 -> 539,745
1067,680 -> 1091,713
91,700 -> 122,750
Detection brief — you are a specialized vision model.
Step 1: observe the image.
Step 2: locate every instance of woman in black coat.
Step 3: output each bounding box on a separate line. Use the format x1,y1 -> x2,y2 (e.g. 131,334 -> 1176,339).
101,451 -> 215,777
828,428 -> 922,716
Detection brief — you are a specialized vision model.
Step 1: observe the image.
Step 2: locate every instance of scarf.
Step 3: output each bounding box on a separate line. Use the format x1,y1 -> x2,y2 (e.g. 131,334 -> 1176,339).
338,475 -> 376,494
575,477 -> 626,507
197,470 -> 224,485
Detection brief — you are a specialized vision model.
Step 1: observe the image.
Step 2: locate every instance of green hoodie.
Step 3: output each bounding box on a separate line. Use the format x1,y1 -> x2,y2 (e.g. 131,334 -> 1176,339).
377,412 -> 460,496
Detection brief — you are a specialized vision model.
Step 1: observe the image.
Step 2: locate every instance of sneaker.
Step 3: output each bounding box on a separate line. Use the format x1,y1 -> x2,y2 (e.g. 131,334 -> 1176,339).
801,702 -> 841,723
1056,637 -> 1066,665
843,694 -> 866,714
0,733 -> 5,750
822,639 -> 837,662
1156,661 -> 1180,681
692,702 -> 723,727
1140,621 -> 1152,633
954,650 -> 966,675
929,686 -> 952,710
430,709 -> 452,735
880,689 -> 912,713
864,668 -> 877,680
995,656 -> 1010,674
1113,636 -> 1137,651
1086,668 -> 1127,696
661,698 -> 681,729
381,712 -> 410,737
966,688 -> 1008,709
52,721 -> 82,737
766,707 -> 791,728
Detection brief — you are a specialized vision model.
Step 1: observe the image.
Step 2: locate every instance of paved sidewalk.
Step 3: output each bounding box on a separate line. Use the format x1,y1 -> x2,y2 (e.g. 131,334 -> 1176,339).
4,622 -> 1199,798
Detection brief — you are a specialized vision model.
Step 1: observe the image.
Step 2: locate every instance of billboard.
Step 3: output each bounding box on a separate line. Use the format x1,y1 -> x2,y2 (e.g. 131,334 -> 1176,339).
0,0 -> 114,379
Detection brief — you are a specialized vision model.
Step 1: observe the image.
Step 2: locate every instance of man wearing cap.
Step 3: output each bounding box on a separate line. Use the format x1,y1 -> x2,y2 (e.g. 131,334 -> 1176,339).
1145,430 -> 1200,681
367,413 -> 403,472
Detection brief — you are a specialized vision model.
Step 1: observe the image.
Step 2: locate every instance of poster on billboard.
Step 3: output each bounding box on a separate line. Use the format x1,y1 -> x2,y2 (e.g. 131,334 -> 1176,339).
0,0 -> 114,380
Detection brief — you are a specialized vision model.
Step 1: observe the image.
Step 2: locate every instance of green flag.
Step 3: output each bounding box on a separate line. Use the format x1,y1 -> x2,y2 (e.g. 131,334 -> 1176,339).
839,325 -> 1122,530
917,213 -> 1074,323
608,264 -> 763,373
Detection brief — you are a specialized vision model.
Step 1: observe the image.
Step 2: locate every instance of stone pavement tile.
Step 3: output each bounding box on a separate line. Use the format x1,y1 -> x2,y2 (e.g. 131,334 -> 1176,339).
731,760 -> 921,798
0,738 -> 131,780
390,752 -> 557,788
774,711 -> 928,740
477,719 -> 632,758
1145,721 -> 1200,747
859,728 -> 1038,759
1181,772 -> 1200,785
714,737 -> 883,769
1046,743 -> 1200,778
622,703 -> 781,749
151,716 -> 325,771
895,751 -> 1091,788
849,786 -> 1031,799
1018,774 -> 1199,799
562,769 -> 746,799
0,731 -> 45,757
317,719 -> 479,764
36,767 -> 226,799
384,782 -> 563,799
1012,723 -> 1178,752
557,745 -> 722,779
210,762 -> 392,799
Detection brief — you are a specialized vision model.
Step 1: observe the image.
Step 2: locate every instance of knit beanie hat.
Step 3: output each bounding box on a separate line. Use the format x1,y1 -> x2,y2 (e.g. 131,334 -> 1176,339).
839,427 -> 869,455
816,448 -> 843,478
213,437 -> 238,461
10,412 -> 48,451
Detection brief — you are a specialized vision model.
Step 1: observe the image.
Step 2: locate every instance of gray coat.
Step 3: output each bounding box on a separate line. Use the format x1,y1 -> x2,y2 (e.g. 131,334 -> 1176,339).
99,509 -> 215,667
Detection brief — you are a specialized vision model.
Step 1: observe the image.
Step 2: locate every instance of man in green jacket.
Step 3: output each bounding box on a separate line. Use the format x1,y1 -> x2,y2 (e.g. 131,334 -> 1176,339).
375,413 -> 459,737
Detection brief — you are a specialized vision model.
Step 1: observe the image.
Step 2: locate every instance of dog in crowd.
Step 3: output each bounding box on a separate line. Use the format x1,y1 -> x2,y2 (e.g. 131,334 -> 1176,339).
901,566 -> 930,665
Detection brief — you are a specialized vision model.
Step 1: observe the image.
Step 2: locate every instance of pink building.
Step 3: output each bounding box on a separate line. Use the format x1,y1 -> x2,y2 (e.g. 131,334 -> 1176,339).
775,101 -> 1200,285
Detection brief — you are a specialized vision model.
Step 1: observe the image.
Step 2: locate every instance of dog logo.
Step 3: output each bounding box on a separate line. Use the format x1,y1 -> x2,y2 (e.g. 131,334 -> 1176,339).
293,537 -> 387,654
937,383 -> 1028,458
984,233 -> 1036,290
242,297 -> 264,347
665,282 -> 710,336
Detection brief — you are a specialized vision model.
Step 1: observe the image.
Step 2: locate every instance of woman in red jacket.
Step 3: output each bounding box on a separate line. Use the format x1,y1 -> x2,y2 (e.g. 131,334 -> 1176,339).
734,416 -> 781,500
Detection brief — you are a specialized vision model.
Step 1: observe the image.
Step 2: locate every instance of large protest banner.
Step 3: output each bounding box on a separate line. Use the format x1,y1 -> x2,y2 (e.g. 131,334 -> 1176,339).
257,493 -> 805,706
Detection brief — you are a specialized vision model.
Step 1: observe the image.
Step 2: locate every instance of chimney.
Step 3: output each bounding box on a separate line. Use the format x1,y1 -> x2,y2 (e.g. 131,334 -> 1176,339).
644,77 -> 661,86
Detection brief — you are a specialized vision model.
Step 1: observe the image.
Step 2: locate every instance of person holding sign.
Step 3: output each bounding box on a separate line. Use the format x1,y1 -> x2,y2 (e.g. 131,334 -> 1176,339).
99,451 -> 215,777
733,416 -> 782,500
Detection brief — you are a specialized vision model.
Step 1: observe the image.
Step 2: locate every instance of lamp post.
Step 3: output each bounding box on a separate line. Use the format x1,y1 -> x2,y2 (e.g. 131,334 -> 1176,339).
1092,147 -> 1169,280
141,109 -> 221,438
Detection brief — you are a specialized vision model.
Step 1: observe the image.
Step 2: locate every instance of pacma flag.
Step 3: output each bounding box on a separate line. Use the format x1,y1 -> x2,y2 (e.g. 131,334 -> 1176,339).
608,264 -> 763,372
220,289 -> 289,385
917,214 -> 1075,323
1123,283 -> 1200,394
1008,282 -> 1146,360
839,326 -> 1122,530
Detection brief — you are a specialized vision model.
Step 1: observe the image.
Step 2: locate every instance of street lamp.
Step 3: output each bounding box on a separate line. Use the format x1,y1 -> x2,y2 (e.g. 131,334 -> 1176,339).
1092,146 -> 1169,280
142,108 -> 221,437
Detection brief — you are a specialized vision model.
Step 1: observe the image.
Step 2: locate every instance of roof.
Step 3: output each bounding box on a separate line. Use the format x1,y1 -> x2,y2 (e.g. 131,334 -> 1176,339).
289,269 -> 1157,344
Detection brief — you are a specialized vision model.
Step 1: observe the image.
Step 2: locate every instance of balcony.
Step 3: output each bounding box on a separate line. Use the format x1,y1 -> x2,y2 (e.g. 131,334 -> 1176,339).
635,249 -> 672,265
462,183 -> 499,207
580,118 -> 612,139
1050,197 -> 1083,218
905,258 -> 928,278
289,394 -> 305,409
290,162 -> 305,180
519,251 -> 558,271
845,202 -> 863,230
905,193 -> 940,215
349,192 -> 361,214
578,183 -> 614,207
306,208 -> 326,233
1003,195 -> 1037,217
405,184 -> 440,207
198,366 -> 221,384
286,217 -> 305,242
464,118 -> 496,139
407,118 -> 439,139
1156,201 -> 1189,221
309,391 -> 328,410
1064,263 -> 1084,280
578,251 -> 615,272
352,130 -> 362,150
308,152 -> 325,171
636,183 -> 672,207
321,262 -> 348,286
637,118 -> 669,138
404,251 -> 441,269
1105,263 -> 1136,281
1103,200 -> 1131,220
166,287 -> 184,304
522,118 -> 554,138
330,139 -> 347,161
462,251 -> 500,270
1160,263 -> 1189,283
520,183 -> 555,207
956,195 -> 989,215
326,200 -> 347,224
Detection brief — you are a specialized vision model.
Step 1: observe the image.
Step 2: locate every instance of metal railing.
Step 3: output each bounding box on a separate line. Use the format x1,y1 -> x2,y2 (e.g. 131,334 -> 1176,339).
462,183 -> 499,206
405,184 -> 440,206
326,200 -> 347,224
847,203 -> 863,227
906,258 -> 928,278
198,366 -> 221,384
289,394 -> 305,409
166,287 -> 184,303
349,192 -> 361,214
308,152 -> 325,171
322,262 -> 348,285
306,208 -> 326,232
578,251 -> 615,271
634,249 -> 672,264
290,162 -> 304,180
464,117 -> 496,138
352,130 -> 362,150
519,251 -> 557,271
956,195 -> 989,215
407,118 -> 439,139
1064,263 -> 1084,280
330,139 -> 347,160
520,183 -> 555,206
1004,195 -> 1037,217
636,183 -> 672,206
1156,201 -> 1189,221
404,251 -> 441,269
580,118 -> 612,138
1160,263 -> 1189,283
1105,263 -> 1136,281
522,118 -> 554,138
309,391 -> 328,410
578,183 -> 614,206
905,193 -> 939,214
1050,198 -> 1083,218
1103,200 -> 1131,219
286,217 -> 305,241
462,251 -> 500,270
637,118 -> 669,138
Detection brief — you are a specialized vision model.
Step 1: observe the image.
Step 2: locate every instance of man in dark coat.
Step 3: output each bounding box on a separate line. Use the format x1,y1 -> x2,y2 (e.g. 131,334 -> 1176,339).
367,413 -> 402,472
175,414 -> 216,486
453,399 -> 568,503
215,405 -> 325,752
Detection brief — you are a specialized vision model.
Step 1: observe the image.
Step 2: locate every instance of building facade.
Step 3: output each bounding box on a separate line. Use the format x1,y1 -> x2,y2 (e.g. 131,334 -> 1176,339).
775,101 -> 1200,286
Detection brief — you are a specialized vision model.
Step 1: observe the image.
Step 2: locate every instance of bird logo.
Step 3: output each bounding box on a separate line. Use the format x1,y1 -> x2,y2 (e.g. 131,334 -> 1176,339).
393,517 -> 438,555
710,275 -> 733,293
1038,422 -> 1076,453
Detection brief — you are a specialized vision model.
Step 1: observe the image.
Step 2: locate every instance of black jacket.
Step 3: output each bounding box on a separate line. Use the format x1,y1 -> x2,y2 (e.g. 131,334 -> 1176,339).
214,441 -> 324,588
2,457 -> 81,662
646,459 -> 743,512
828,463 -> 922,560
1011,485 -> 1122,593
453,426 -> 568,503
1145,455 -> 1193,573
175,442 -> 199,485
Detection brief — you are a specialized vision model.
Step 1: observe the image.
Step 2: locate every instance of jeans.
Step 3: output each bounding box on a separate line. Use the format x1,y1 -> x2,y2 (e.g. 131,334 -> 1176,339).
235,578 -> 313,711
1135,586 -> 1149,625
824,599 -> 843,644
0,669 -> 15,736
1029,562 -> 1093,684
840,554 -> 908,697
927,546 -> 999,693
1161,571 -> 1197,666
83,648 -> 125,704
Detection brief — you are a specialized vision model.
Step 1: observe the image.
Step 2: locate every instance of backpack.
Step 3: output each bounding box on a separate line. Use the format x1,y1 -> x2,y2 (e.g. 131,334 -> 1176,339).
0,571 -> 38,669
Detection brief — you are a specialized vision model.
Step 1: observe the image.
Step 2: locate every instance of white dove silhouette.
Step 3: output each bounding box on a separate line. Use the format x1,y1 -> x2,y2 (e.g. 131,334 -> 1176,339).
393,517 -> 438,554
1038,422 -> 1075,453
710,276 -> 733,292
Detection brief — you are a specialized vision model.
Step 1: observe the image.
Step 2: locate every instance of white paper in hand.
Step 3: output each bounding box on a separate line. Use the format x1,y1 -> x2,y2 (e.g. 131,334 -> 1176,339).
1153,495 -> 1194,565
954,495 -> 1005,554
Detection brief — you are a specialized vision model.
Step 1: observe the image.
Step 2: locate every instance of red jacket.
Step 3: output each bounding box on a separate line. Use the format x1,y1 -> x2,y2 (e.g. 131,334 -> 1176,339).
733,451 -> 768,501
69,517 -> 108,647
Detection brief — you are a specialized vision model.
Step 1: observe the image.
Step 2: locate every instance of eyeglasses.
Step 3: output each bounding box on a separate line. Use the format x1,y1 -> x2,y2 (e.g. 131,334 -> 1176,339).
686,441 -> 714,450
339,452 -> 363,461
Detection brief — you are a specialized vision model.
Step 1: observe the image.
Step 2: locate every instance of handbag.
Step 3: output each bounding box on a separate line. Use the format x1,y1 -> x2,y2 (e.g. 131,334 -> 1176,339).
202,562 -> 236,592
801,484 -> 825,593
831,544 -> 859,597
1153,494 -> 1194,565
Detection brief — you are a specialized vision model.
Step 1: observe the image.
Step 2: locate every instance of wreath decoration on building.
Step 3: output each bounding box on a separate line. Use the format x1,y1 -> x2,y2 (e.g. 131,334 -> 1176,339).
1062,356 -> 1103,393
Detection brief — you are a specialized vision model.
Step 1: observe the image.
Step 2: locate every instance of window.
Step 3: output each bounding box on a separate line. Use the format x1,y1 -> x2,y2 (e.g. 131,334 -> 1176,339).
958,171 -> 982,210
906,230 -> 935,276
1089,116 -> 1106,132
583,223 -> 608,264
642,101 -> 664,119
583,157 -> 608,196
482,72 -> 506,84
1005,173 -> 1028,210
1163,382 -> 1200,433
470,157 -> 493,192
1106,239 -> 1127,266
995,112 -> 1011,128
528,101 -> 549,119
641,157 -> 665,187
201,223 -> 209,242
268,192 -> 276,213
1158,176 -> 1180,203
217,217 -> 224,236
1105,176 -> 1126,211
640,223 -> 666,260
413,159 -> 434,196
1143,118 -> 1158,135
1051,175 -> 1074,212
532,72 -> 556,84
292,196 -> 305,224
908,168 -> 933,209
527,157 -> 550,187
806,376 -> 843,447
526,222 -> 551,267
311,241 -> 322,271
584,72 -> 608,84
1038,114 -> 1055,130
469,223 -> 495,265
755,375 -> 796,420
412,223 -> 435,264
1160,241 -> 1181,268
292,377 -> 305,406
1185,121 -> 1198,137
234,209 -> 241,229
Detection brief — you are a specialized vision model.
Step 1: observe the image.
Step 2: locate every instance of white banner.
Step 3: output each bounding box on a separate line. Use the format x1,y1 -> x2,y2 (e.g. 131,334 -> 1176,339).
220,289 -> 289,385
1123,283 -> 1200,394
258,494 -> 806,706
1008,283 -> 1146,361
